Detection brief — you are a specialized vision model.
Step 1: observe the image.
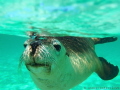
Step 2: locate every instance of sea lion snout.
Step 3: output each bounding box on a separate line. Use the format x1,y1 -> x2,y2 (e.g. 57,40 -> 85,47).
22,37 -> 65,68
30,40 -> 41,55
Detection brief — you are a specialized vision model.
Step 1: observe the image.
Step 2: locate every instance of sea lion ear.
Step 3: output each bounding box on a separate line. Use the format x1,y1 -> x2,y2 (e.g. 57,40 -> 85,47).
92,37 -> 117,45
96,57 -> 119,80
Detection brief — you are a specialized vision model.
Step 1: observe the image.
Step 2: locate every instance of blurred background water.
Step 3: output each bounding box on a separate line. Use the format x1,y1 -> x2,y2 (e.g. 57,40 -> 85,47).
0,0 -> 120,90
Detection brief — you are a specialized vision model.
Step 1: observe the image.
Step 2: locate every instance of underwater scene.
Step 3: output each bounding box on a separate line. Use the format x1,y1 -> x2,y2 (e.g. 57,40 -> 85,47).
0,0 -> 120,90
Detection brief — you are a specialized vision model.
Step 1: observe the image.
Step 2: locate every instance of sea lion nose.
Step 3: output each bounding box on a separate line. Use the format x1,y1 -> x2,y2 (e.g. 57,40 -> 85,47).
30,40 -> 41,55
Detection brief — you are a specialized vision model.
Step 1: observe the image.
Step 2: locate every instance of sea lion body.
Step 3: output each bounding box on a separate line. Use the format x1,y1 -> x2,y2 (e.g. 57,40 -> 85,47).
21,33 -> 119,90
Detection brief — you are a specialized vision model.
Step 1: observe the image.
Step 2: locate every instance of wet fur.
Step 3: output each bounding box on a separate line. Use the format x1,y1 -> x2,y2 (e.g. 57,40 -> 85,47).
21,36 -> 119,90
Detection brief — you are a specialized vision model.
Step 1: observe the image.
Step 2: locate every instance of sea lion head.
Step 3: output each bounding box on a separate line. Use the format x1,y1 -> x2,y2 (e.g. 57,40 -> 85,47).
21,32 -> 94,74
21,33 -> 68,74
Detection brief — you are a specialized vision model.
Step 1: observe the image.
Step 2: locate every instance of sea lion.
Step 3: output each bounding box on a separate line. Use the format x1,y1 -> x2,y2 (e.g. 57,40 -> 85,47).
20,32 -> 119,90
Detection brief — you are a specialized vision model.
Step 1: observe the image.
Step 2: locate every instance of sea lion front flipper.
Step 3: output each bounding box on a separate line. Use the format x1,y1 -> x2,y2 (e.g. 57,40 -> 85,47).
92,37 -> 117,44
96,57 -> 119,80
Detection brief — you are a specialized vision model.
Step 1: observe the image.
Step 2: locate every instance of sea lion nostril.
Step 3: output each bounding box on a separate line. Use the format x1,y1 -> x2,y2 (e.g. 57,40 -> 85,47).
30,41 -> 41,55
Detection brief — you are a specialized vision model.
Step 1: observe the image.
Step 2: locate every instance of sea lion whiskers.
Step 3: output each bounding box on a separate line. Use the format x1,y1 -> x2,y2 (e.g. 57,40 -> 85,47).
42,45 -> 51,67
18,55 -> 24,69
40,44 -> 61,72
37,45 -> 55,66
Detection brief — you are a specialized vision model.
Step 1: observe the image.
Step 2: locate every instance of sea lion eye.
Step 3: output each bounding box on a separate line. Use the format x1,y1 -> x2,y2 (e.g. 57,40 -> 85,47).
52,39 -> 61,51
24,44 -> 27,48
53,45 -> 61,51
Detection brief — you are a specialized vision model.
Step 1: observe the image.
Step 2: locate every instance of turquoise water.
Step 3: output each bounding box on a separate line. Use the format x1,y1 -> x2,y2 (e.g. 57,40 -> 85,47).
0,34 -> 120,90
0,0 -> 120,90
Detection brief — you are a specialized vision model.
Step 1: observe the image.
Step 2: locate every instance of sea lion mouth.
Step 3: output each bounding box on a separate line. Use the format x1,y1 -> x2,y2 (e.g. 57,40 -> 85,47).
27,63 -> 50,67
25,58 -> 51,67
